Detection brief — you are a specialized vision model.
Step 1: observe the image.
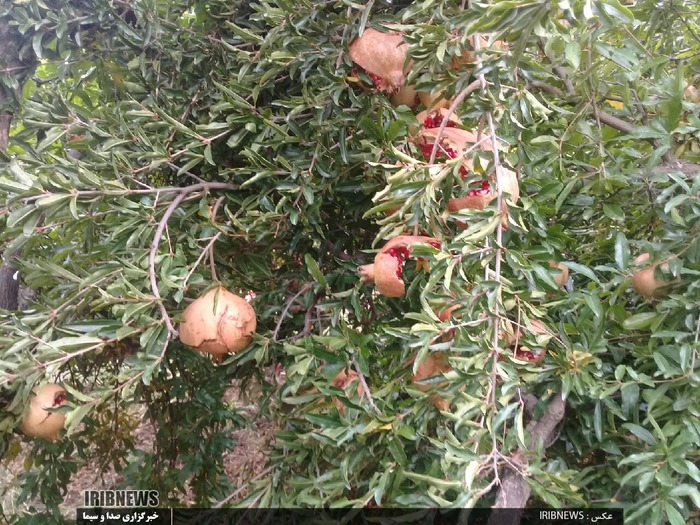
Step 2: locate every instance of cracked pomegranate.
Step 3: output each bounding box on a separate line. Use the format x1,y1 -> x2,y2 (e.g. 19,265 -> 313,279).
348,28 -> 411,93
370,236 -> 439,297
19,384 -> 68,441
179,286 -> 256,356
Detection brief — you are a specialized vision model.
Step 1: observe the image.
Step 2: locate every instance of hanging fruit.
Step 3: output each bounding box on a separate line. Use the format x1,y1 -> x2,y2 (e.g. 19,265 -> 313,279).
361,235 -> 440,297
630,253 -> 679,298
549,260 -> 569,288
179,286 -> 257,356
348,28 -> 412,93
410,352 -> 452,411
19,383 -> 68,441
502,319 -> 549,364
330,369 -> 366,415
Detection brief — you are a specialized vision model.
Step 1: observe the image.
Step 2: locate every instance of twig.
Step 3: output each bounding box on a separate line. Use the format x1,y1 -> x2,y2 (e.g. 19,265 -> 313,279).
149,193 -> 186,337
22,182 -> 238,204
272,283 -> 313,341
335,7 -> 353,71
147,182 -> 238,338
524,81 -> 564,97
427,79 -> 482,164
183,234 -> 221,291
213,466 -> 274,508
538,38 -> 575,95
351,356 -> 382,415
208,196 -> 226,282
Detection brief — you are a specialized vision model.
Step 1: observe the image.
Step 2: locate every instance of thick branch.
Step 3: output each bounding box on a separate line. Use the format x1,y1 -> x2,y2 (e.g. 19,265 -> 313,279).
0,113 -> 12,153
538,39 -> 575,95
0,18 -> 31,153
488,392 -> 566,523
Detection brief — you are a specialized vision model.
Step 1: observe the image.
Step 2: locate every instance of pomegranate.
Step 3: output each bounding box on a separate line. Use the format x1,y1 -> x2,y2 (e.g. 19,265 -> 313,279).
508,344 -> 545,364
410,108 -> 462,136
630,253 -> 678,298
19,384 -> 68,441
410,352 -> 452,411
418,91 -> 452,110
418,127 -> 495,158
448,167 -> 519,229
358,263 -> 375,284
450,35 -> 509,70
179,286 -> 256,355
549,260 -> 569,288
435,300 -> 461,342
371,236 -> 440,297
330,369 -> 366,415
685,83 -> 700,103
390,84 -> 419,108
348,28 -> 412,93
501,319 -> 548,364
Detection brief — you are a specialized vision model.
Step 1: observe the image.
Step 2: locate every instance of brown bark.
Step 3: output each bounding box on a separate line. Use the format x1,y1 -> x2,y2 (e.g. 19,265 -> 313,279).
487,392 -> 566,524
0,16 -> 30,308
0,16 -> 27,152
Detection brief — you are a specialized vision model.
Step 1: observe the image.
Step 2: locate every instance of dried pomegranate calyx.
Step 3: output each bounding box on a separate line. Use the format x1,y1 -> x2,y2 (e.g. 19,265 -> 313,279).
358,264 -> 375,283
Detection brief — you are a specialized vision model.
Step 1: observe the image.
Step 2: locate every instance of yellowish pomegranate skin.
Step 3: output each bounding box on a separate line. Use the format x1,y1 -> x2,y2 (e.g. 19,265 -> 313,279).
179,286 -> 256,355
631,253 -> 677,298
549,260 -> 569,288
390,84 -> 419,107
19,384 -> 68,441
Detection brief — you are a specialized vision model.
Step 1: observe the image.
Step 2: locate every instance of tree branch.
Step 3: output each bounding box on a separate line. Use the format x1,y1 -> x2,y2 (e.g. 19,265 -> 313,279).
488,391 -> 566,524
148,183 -> 238,338
427,79 -> 482,164
538,39 -> 575,95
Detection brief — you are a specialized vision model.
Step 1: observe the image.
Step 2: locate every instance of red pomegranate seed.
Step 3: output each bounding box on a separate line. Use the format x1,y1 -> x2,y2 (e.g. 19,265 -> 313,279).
421,112 -> 458,130
511,345 -> 539,362
368,72 -> 382,87
385,246 -> 411,278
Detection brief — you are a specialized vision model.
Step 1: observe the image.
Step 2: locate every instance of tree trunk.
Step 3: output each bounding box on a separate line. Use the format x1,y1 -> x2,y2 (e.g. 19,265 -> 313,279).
0,16 -> 31,309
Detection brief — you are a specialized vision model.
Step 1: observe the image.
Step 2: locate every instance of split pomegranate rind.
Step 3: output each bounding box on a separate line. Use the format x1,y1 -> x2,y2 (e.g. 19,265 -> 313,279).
19,384 -> 68,441
411,352 -> 453,410
371,236 -> 440,298
509,344 -> 545,364
348,28 -> 412,93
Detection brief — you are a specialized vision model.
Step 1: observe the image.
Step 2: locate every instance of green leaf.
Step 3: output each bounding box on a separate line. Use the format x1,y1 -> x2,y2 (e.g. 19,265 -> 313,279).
623,312 -> 659,330
622,423 -> 657,445
602,203 -> 625,221
304,254 -> 327,287
561,262 -> 600,284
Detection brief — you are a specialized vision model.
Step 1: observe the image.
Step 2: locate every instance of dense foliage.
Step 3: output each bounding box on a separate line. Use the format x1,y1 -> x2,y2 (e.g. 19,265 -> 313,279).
1,0 -> 699,523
